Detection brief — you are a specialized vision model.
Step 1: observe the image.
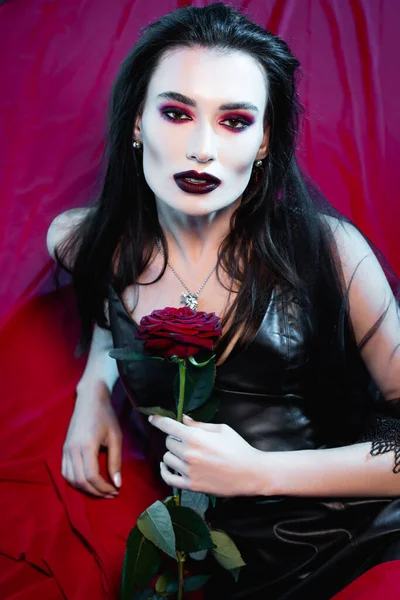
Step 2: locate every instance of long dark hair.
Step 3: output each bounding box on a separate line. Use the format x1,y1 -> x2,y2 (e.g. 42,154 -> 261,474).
58,3 -> 323,350
57,3 -> 397,438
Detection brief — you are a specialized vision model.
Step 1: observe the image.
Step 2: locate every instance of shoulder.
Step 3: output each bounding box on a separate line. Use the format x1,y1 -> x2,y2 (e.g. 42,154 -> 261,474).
319,214 -> 375,284
319,213 -> 394,328
320,213 -> 369,252
321,213 -> 398,339
46,207 -> 93,261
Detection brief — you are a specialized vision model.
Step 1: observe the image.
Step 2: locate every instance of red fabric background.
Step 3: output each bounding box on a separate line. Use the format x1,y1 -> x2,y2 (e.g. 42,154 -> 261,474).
0,0 -> 399,598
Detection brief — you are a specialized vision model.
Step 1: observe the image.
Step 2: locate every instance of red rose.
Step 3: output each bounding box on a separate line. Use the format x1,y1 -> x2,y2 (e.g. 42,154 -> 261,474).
136,307 -> 222,359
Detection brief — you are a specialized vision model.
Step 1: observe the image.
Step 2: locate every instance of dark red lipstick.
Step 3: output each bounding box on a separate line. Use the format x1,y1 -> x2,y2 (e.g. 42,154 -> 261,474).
173,170 -> 221,194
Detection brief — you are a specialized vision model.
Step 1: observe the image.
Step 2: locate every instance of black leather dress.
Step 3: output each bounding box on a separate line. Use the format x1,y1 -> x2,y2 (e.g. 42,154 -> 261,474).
108,284 -> 400,600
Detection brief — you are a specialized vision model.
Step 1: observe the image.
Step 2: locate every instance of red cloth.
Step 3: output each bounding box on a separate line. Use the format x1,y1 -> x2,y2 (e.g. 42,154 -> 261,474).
0,288 -> 165,599
0,1 -> 399,598
332,562 -> 400,600
0,287 -> 205,599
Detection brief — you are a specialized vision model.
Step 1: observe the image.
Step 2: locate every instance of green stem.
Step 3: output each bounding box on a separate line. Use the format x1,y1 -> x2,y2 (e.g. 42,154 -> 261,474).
175,360 -> 187,596
177,550 -> 185,600
176,360 -> 186,507
177,360 -> 186,424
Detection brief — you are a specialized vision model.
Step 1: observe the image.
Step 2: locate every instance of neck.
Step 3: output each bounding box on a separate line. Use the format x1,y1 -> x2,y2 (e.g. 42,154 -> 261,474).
156,199 -> 240,265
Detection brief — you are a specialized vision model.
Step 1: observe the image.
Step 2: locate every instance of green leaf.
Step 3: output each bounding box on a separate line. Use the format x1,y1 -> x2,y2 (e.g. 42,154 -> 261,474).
188,394 -> 220,423
137,501 -> 177,561
109,348 -> 164,361
186,359 -> 216,412
189,548 -> 208,561
167,505 -> 214,553
168,355 -> 185,364
210,530 -> 246,571
121,525 -> 161,597
188,352 -> 216,367
155,572 -> 178,594
173,360 -> 216,414
189,348 -> 216,364
136,406 -> 176,419
163,496 -> 177,507
184,574 -> 211,591
228,567 -> 242,582
207,494 -> 217,508
181,490 -> 209,518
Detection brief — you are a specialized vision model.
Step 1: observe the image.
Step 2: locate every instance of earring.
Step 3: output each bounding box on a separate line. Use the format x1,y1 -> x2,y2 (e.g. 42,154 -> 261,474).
253,159 -> 264,184
132,140 -> 142,149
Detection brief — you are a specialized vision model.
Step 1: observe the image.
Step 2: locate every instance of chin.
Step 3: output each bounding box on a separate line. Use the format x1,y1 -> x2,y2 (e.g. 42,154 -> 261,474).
158,193 -> 240,217
184,202 -> 233,217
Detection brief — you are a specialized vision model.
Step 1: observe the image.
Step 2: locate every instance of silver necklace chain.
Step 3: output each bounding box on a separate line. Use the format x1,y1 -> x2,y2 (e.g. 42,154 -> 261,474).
156,238 -> 217,311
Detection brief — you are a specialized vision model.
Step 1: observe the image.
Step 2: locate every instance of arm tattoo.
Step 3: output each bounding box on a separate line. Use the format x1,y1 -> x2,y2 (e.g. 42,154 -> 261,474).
360,409 -> 400,474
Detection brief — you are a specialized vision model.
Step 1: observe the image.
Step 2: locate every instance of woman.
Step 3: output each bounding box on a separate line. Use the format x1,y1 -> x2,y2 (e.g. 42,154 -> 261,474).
48,3 -> 400,598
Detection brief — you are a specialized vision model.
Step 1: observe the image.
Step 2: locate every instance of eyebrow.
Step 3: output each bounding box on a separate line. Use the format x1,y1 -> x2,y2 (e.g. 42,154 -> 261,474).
157,91 -> 259,112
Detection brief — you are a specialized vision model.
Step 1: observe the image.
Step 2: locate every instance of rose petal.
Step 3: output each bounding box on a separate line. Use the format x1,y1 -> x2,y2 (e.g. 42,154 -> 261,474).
135,307 -> 222,358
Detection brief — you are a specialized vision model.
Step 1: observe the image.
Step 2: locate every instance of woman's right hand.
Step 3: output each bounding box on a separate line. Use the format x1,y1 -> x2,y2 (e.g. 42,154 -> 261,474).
62,392 -> 122,498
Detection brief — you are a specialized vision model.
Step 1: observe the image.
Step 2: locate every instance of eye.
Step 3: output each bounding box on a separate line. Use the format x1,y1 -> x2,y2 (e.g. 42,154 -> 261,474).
221,117 -> 252,131
159,108 -> 252,131
160,109 -> 191,122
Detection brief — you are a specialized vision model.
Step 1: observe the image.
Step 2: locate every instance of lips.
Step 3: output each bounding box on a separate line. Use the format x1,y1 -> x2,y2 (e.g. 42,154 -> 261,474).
174,170 -> 221,184
173,170 -> 221,195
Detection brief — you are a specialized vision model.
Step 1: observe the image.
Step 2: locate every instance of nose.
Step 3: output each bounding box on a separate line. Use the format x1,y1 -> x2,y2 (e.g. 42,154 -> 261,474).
186,121 -> 216,164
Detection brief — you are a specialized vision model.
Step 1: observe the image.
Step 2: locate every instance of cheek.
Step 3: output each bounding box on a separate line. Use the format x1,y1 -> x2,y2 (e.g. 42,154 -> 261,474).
221,133 -> 262,179
143,119 -> 185,165
141,124 -> 180,193
223,152 -> 255,180
141,112 -> 261,182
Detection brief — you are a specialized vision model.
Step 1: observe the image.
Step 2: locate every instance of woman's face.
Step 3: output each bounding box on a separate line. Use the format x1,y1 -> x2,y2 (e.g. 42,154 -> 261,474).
134,46 -> 269,216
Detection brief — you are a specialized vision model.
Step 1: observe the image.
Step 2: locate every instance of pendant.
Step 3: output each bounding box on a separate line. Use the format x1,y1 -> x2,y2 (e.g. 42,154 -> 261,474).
181,293 -> 198,311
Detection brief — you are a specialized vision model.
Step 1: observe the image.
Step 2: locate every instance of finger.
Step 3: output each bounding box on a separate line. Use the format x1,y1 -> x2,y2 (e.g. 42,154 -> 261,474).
69,447 -> 105,497
165,435 -> 185,458
107,433 -> 122,488
81,448 -> 119,496
160,461 -> 191,490
148,415 -> 189,440
182,414 -> 221,432
61,452 -> 68,479
163,451 -> 188,477
63,452 -> 75,484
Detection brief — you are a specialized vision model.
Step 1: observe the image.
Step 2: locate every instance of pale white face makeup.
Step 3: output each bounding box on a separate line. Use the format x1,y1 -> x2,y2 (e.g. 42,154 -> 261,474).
134,46 -> 269,217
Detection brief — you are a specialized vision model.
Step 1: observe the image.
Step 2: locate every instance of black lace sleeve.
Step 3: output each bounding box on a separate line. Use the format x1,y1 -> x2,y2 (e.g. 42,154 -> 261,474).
359,401 -> 400,474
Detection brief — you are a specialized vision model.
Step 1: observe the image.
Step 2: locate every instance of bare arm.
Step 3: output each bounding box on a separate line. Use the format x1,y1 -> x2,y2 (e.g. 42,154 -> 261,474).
47,208 -> 123,497
47,207 -> 119,394
256,218 -> 400,497
76,316 -> 119,400
63,319 -> 123,498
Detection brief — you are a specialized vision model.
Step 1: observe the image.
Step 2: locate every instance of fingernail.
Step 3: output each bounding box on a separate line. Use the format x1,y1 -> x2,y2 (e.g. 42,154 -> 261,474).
183,414 -> 193,421
113,472 -> 121,488
148,415 -> 153,423
105,494 -> 117,499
